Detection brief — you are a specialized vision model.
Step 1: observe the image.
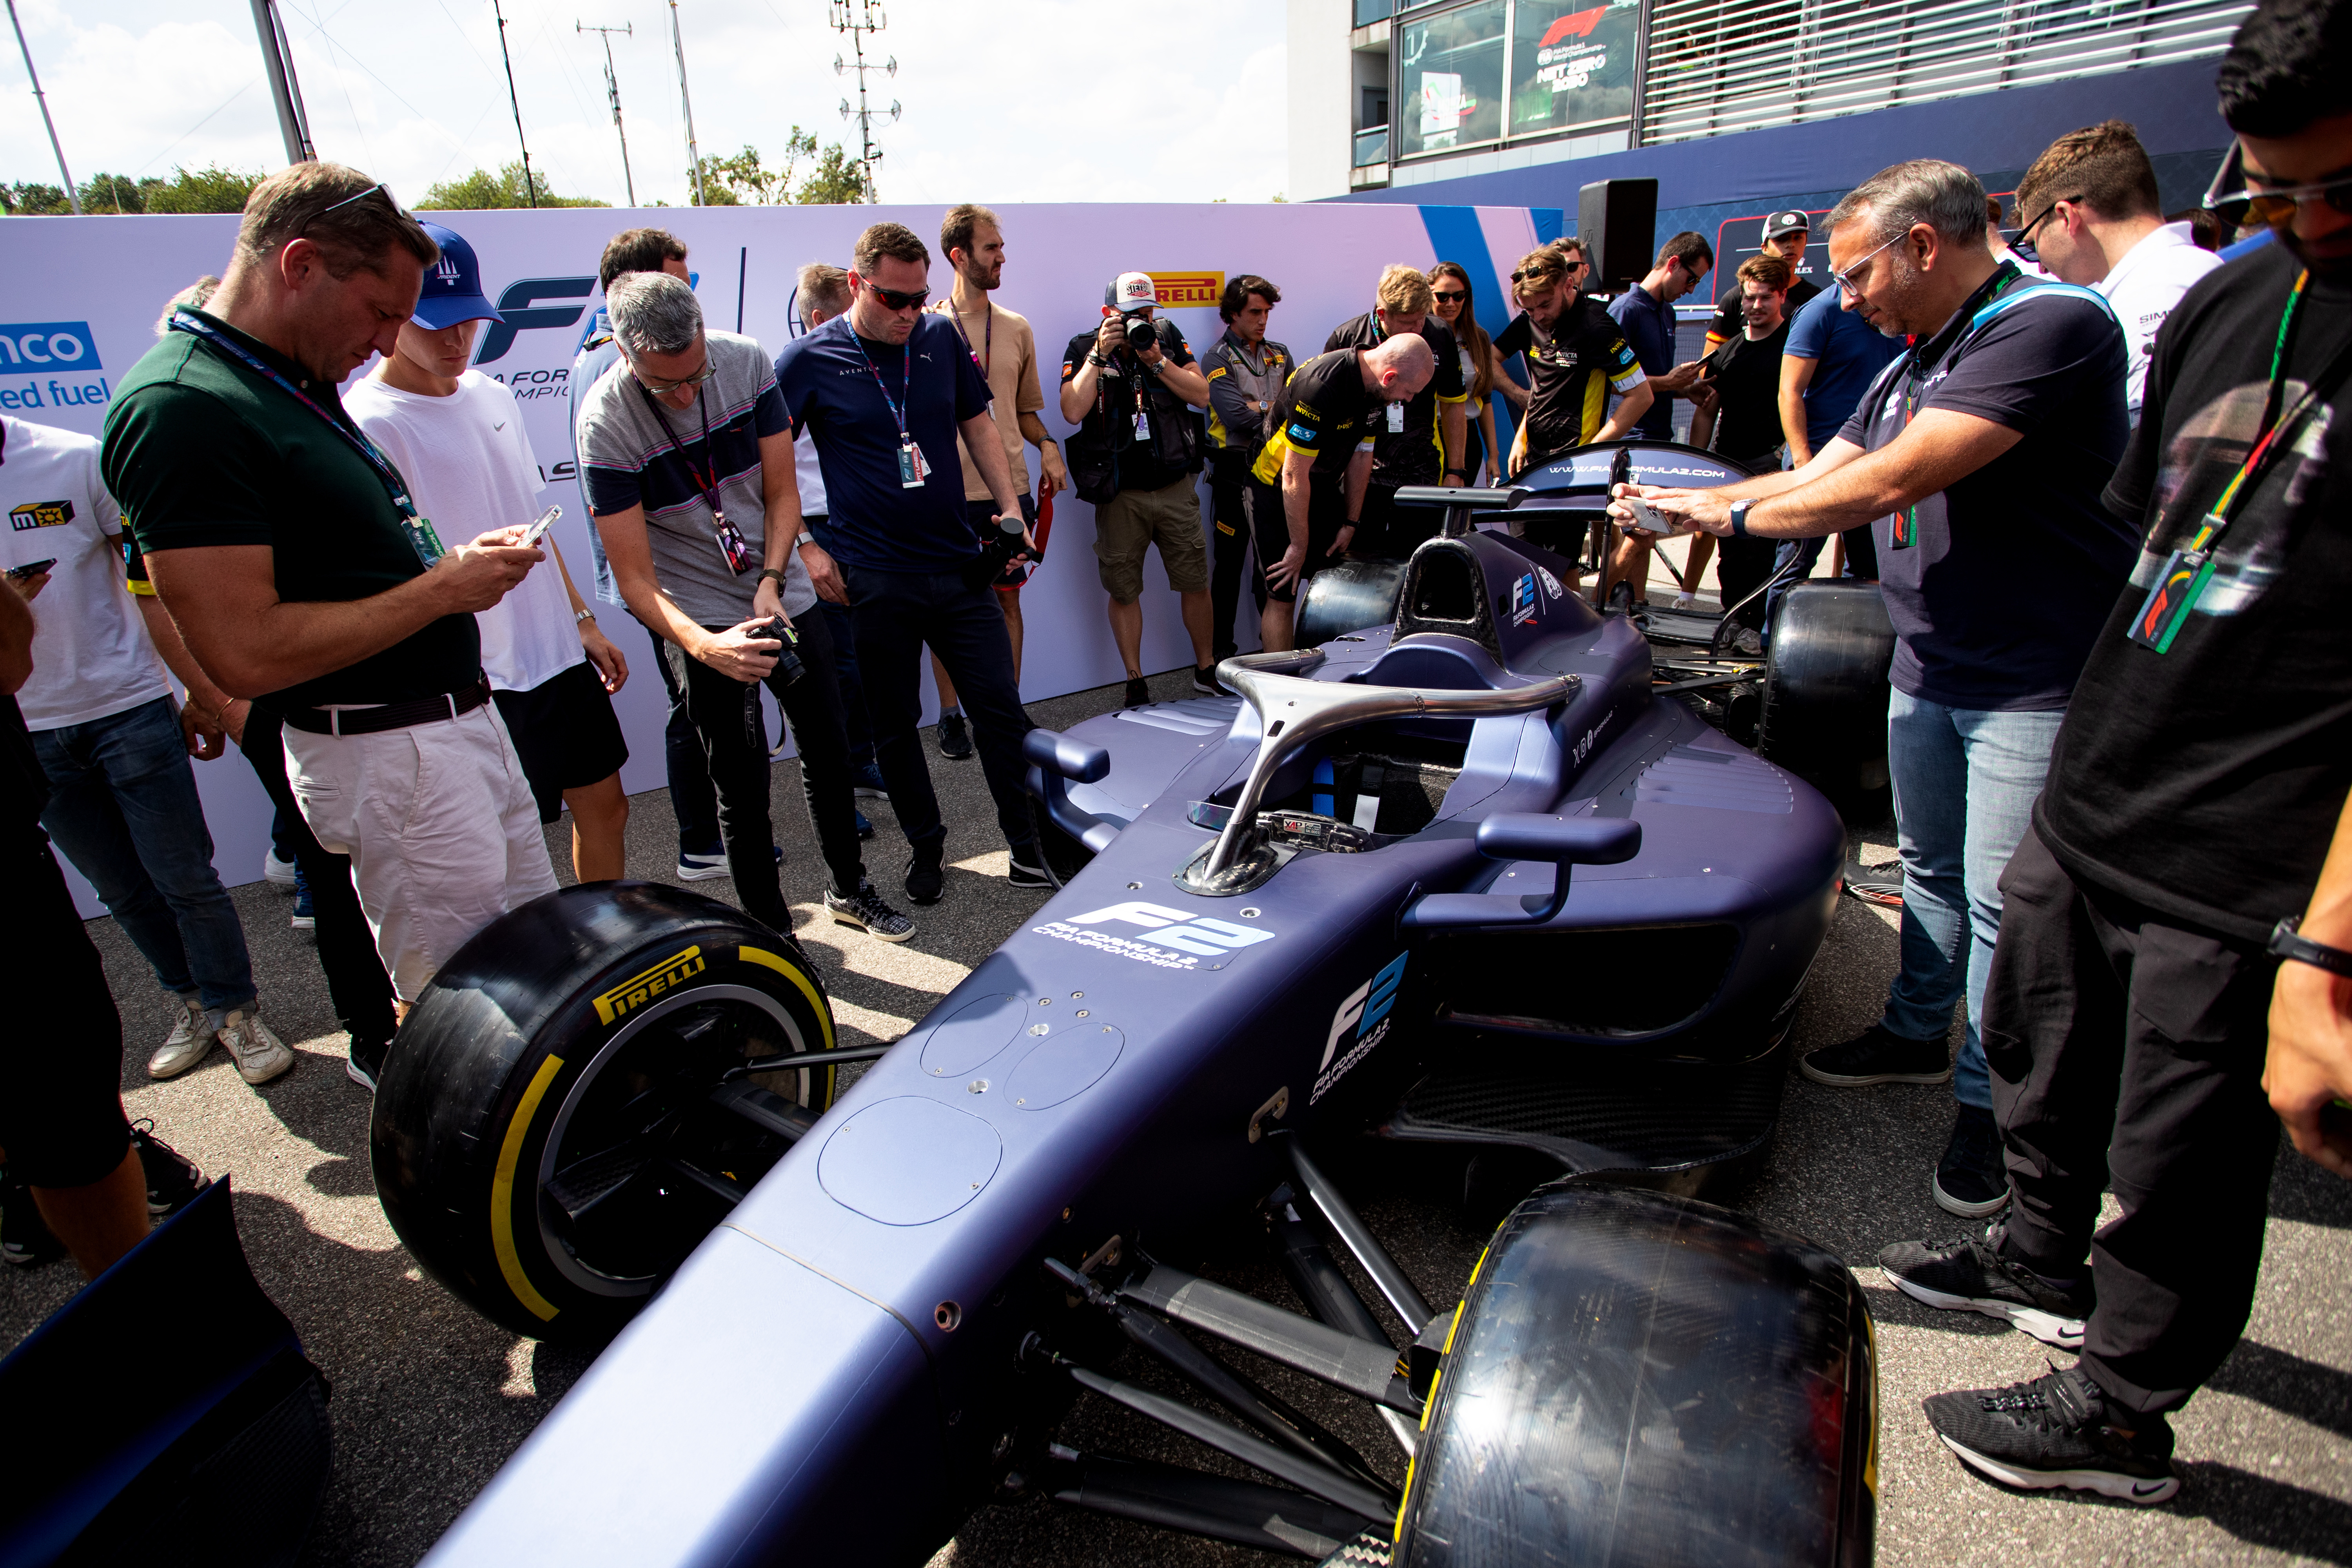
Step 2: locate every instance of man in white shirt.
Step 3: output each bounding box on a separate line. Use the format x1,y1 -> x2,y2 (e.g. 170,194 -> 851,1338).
2012,119 -> 2225,423
348,221 -> 631,887
0,414 -> 292,1088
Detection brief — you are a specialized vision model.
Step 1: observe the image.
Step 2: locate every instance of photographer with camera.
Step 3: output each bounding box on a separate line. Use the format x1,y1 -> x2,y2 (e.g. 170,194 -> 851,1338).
578,271 -> 912,944
1060,273 -> 1218,706
1200,275 -> 1291,664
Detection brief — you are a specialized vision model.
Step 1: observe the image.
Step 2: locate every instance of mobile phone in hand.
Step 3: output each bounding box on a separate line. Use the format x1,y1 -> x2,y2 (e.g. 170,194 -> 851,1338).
519,506 -> 561,550
5,558 -> 56,581
1621,498 -> 1683,536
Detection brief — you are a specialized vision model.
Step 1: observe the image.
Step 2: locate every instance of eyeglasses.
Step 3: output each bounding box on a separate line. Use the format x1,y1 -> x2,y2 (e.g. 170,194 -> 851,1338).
2210,172 -> 2352,229
627,352 -> 719,396
2006,195 -> 2076,264
1829,230 -> 1907,297
1431,289 -> 1466,303
863,281 -> 929,311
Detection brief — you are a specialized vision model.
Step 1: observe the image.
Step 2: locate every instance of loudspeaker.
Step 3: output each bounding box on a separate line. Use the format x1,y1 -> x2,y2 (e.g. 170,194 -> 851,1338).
1578,179 -> 1658,292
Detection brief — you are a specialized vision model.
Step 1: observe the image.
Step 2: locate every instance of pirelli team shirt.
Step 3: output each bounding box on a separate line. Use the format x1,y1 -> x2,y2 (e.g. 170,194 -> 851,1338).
1321,313 -> 1469,488
1251,348 -> 1378,485
1494,296 -> 1646,457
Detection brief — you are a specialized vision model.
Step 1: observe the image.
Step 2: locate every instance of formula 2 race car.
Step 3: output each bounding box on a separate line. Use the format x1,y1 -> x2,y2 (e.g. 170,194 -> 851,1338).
369,454 -> 1880,1567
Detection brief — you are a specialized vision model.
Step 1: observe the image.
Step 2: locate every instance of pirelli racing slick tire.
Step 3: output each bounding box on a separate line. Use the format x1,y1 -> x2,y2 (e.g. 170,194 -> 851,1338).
1396,1184 -> 1877,1567
371,883 -> 838,1343
1757,580 -> 1896,798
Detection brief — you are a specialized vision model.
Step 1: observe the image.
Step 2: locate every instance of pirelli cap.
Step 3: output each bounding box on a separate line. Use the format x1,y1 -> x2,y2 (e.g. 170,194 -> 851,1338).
1106,272 -> 1158,313
1763,210 -> 1811,240
413,221 -> 506,329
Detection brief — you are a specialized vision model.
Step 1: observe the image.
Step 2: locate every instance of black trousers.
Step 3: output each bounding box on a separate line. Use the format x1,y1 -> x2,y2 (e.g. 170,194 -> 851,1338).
3,830 -> 129,1188
1209,463 -> 1275,660
243,709 -> 397,1052
1354,484 -> 1442,562
839,562 -> 1035,859
1717,534 -> 1779,631
1984,825 -> 2283,1416
662,610 -> 866,934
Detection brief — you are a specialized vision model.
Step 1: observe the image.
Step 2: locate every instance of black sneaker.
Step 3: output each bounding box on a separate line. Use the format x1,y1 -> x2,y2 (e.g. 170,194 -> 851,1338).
1123,677 -> 1150,708
905,851 -> 945,907
128,1120 -> 209,1218
936,712 -> 975,760
1878,1223 -> 2092,1348
1934,1102 -> 2011,1218
0,1172 -> 64,1268
1799,1023 -> 1952,1087
1006,855 -> 1054,891
826,880 -> 916,942
1193,666 -> 1226,697
348,1032 -> 389,1092
1926,1364 -> 2179,1505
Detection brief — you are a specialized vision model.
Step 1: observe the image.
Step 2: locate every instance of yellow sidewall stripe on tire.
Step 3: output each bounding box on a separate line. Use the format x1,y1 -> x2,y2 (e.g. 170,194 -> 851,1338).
493,1054 -> 567,1323
739,945 -> 836,1051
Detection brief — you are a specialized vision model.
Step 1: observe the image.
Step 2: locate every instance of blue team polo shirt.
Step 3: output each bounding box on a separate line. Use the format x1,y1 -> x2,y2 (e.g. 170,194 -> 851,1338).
1606,282 -> 1679,441
772,312 -> 992,572
1783,288 -> 1904,450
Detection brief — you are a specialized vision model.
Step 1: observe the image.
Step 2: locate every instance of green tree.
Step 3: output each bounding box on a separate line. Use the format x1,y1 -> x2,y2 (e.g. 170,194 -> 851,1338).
0,181 -> 74,216
142,165 -> 266,213
417,161 -> 607,211
794,142 -> 871,205
80,172 -> 148,213
695,132 -> 809,205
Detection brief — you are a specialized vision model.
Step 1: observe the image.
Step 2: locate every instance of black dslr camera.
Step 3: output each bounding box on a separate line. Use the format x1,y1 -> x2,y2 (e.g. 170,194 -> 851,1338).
753,617 -> 807,688
961,514 -> 1031,591
1122,315 -> 1159,357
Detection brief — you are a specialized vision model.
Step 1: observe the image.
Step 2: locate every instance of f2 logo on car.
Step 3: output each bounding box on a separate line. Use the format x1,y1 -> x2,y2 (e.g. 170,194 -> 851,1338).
1068,902 -> 1274,956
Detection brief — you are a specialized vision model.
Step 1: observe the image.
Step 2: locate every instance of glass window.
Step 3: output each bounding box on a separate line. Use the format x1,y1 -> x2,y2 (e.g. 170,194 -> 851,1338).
1354,125 -> 1392,167
1397,0 -> 1508,160
1510,0 -> 1641,138
1353,0 -> 1395,26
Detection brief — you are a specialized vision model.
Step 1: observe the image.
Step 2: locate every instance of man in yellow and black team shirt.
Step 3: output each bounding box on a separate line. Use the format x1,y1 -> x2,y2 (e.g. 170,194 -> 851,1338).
1323,265 -> 1472,561
1249,333 -> 1436,651
1496,240 -> 1653,476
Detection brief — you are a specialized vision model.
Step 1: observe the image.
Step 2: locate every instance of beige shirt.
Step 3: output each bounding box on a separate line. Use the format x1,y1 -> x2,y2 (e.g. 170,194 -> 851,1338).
932,296 -> 1043,501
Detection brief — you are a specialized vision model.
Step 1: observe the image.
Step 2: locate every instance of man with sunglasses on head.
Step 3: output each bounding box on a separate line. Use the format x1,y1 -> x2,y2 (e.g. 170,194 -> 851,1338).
1867,0 -> 2352,1506
2012,120 -> 2224,425
1611,159 -> 2132,1228
102,163 -> 557,1023
776,222 -> 1047,907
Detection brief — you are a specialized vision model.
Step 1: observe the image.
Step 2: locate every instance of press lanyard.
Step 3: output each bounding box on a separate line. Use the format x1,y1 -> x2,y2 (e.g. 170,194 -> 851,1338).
638,382 -> 757,575
938,297 -> 991,381
849,331 -> 926,488
1366,311 -> 1406,432
2129,270 -> 2317,652
1887,263 -> 2021,550
167,310 -> 446,566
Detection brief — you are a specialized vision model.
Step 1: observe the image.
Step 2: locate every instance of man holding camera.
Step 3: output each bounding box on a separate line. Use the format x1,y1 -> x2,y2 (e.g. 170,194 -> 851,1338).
1324,265 -> 1472,561
578,271 -> 911,943
1061,273 -> 1218,707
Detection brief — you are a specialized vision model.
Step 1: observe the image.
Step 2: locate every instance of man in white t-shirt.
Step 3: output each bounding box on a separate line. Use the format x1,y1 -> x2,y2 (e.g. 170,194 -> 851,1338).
0,414 -> 292,1088
348,220 -> 632,884
2012,120 -> 2224,424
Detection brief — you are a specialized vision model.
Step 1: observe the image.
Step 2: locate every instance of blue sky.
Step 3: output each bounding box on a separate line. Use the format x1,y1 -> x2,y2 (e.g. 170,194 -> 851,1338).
4,0 -> 1292,208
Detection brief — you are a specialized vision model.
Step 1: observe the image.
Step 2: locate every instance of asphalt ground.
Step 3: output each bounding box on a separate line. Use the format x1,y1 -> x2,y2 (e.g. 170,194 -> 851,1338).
4,664 -> 2348,1568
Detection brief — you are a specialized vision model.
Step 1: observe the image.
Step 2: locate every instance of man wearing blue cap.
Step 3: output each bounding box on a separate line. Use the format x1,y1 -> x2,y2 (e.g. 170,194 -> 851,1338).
348,220 -> 632,910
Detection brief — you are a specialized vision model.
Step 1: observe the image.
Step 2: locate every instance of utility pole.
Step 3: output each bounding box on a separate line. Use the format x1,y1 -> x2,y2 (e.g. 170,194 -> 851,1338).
7,0 -> 78,211
492,0 -> 538,208
578,21 -> 636,207
829,0 -> 899,202
245,0 -> 315,167
668,0 -> 705,206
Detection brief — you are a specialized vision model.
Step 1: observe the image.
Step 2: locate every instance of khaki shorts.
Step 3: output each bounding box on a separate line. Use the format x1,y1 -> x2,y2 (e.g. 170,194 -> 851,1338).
1093,477 -> 1210,600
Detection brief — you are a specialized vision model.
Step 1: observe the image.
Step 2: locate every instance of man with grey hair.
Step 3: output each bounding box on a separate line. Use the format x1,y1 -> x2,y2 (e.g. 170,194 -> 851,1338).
577,270 -> 913,944
1612,156 -> 2135,1217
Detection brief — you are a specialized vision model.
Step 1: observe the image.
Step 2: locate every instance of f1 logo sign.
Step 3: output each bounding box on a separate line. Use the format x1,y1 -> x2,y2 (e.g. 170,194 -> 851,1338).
1069,901 -> 1275,957
474,276 -> 596,366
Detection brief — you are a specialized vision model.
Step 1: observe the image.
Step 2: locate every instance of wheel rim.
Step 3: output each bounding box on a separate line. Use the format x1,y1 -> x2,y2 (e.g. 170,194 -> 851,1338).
535,982 -> 816,1298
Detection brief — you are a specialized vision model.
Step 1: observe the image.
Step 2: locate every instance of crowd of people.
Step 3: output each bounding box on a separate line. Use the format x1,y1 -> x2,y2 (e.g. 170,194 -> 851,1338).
0,0 -> 2345,1524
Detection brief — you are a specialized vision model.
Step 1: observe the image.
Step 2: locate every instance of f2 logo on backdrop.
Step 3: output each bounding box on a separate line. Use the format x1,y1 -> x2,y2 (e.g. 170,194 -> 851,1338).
473,278 -> 596,366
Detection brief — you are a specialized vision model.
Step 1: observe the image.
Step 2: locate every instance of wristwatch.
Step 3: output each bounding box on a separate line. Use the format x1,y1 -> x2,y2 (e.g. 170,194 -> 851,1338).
2269,915 -> 2352,977
1446,467 -> 1470,479
758,566 -> 791,586
1728,498 -> 1757,537
573,608 -> 596,625
794,534 -> 823,551
1086,352 -> 1111,368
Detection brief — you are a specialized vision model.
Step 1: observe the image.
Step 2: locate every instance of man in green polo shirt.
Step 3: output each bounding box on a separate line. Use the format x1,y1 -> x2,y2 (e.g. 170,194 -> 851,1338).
102,162 -> 555,1061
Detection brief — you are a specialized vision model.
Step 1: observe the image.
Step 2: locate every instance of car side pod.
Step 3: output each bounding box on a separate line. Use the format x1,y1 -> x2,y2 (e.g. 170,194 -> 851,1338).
1396,1183 -> 1877,1568
1400,814 -> 1641,930
1023,728 -> 1119,855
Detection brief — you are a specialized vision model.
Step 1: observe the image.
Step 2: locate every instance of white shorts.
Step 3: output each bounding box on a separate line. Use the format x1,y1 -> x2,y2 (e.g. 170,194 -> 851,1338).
285,702 -> 559,1001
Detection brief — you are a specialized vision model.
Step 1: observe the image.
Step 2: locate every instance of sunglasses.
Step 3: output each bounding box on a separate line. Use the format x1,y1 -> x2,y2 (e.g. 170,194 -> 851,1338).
628,354 -> 719,396
2006,195 -> 2077,264
1829,230 -> 1907,298
864,281 -> 929,311
298,181 -> 395,238
1432,289 -> 1466,303
2210,173 -> 2352,229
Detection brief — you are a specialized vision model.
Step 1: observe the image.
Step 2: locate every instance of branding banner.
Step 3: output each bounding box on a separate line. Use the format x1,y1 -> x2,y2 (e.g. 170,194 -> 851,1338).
9,200 -> 1541,909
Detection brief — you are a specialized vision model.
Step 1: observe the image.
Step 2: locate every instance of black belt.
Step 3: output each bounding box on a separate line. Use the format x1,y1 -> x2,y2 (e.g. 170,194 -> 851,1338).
280,678 -> 492,737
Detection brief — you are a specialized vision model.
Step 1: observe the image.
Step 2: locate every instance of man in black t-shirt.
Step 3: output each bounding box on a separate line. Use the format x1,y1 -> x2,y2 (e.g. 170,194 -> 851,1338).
1872,6 -> 2352,1506
1495,243 -> 1653,474
1701,210 -> 1822,352
1686,255 -> 1795,644
1323,265 -> 1471,560
1249,335 -> 1435,650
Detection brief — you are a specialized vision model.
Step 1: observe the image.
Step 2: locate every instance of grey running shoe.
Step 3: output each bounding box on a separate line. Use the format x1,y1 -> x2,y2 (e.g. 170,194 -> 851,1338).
826,881 -> 916,943
1925,1364 -> 2179,1505
217,1009 -> 295,1086
149,996 -> 216,1080
1878,1224 -> 2092,1349
936,712 -> 975,760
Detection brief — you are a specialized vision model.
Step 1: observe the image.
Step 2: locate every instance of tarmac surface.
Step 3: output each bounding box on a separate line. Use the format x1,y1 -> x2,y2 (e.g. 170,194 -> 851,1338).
4,664 -> 2347,1568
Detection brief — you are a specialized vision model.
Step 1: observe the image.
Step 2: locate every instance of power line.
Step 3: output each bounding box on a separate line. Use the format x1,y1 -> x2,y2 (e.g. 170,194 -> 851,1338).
490,0 -> 537,207
10,0 -> 83,209
578,22 -> 635,206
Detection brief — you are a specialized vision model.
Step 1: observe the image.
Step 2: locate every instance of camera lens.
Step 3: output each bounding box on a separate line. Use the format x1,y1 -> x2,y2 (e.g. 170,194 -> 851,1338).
1123,316 -> 1156,354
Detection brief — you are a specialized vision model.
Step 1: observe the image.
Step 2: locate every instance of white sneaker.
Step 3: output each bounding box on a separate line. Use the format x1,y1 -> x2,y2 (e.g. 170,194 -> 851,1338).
1730,626 -> 1765,657
148,997 -> 216,1079
263,850 -> 299,886
216,1009 -> 294,1085
1673,592 -> 1697,611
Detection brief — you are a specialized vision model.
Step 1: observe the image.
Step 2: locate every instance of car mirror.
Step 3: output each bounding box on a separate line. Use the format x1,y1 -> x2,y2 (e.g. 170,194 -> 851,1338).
1403,814 -> 1642,931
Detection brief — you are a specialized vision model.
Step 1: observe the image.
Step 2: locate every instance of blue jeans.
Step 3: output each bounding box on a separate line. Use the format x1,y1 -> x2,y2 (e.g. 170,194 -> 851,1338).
34,696 -> 257,1015
1881,690 -> 2065,1110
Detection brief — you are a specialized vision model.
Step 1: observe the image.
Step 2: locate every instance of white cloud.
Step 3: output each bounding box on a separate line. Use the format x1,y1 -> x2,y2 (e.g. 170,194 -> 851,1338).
1,0 -> 1290,206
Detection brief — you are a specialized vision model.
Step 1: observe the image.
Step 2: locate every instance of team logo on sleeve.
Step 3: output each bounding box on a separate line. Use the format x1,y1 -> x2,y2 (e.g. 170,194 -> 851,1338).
1289,422 -> 1316,443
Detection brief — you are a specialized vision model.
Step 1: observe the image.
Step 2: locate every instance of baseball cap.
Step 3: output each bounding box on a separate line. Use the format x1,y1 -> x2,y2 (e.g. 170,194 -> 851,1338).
1105,272 -> 1158,314
1763,211 -> 1811,240
412,221 -> 505,329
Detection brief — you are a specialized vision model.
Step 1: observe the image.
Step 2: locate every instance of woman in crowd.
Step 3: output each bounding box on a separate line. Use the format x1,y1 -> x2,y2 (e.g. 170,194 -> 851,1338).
1429,262 -> 1504,485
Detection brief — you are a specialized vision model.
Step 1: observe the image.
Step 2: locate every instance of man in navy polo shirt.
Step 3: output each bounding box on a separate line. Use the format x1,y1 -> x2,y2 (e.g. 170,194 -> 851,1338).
775,222 -> 1042,907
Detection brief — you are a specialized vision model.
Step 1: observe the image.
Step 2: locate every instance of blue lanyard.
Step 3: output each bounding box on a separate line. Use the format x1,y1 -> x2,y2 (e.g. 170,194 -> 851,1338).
848,330 -> 912,440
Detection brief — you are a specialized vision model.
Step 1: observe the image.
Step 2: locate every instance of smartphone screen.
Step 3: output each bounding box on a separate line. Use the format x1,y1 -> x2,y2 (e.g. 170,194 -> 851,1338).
519,505 -> 561,549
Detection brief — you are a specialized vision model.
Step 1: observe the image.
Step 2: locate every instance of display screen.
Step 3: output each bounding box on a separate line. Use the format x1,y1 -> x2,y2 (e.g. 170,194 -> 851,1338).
1397,0 -> 1507,159
1509,0 -> 1640,136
